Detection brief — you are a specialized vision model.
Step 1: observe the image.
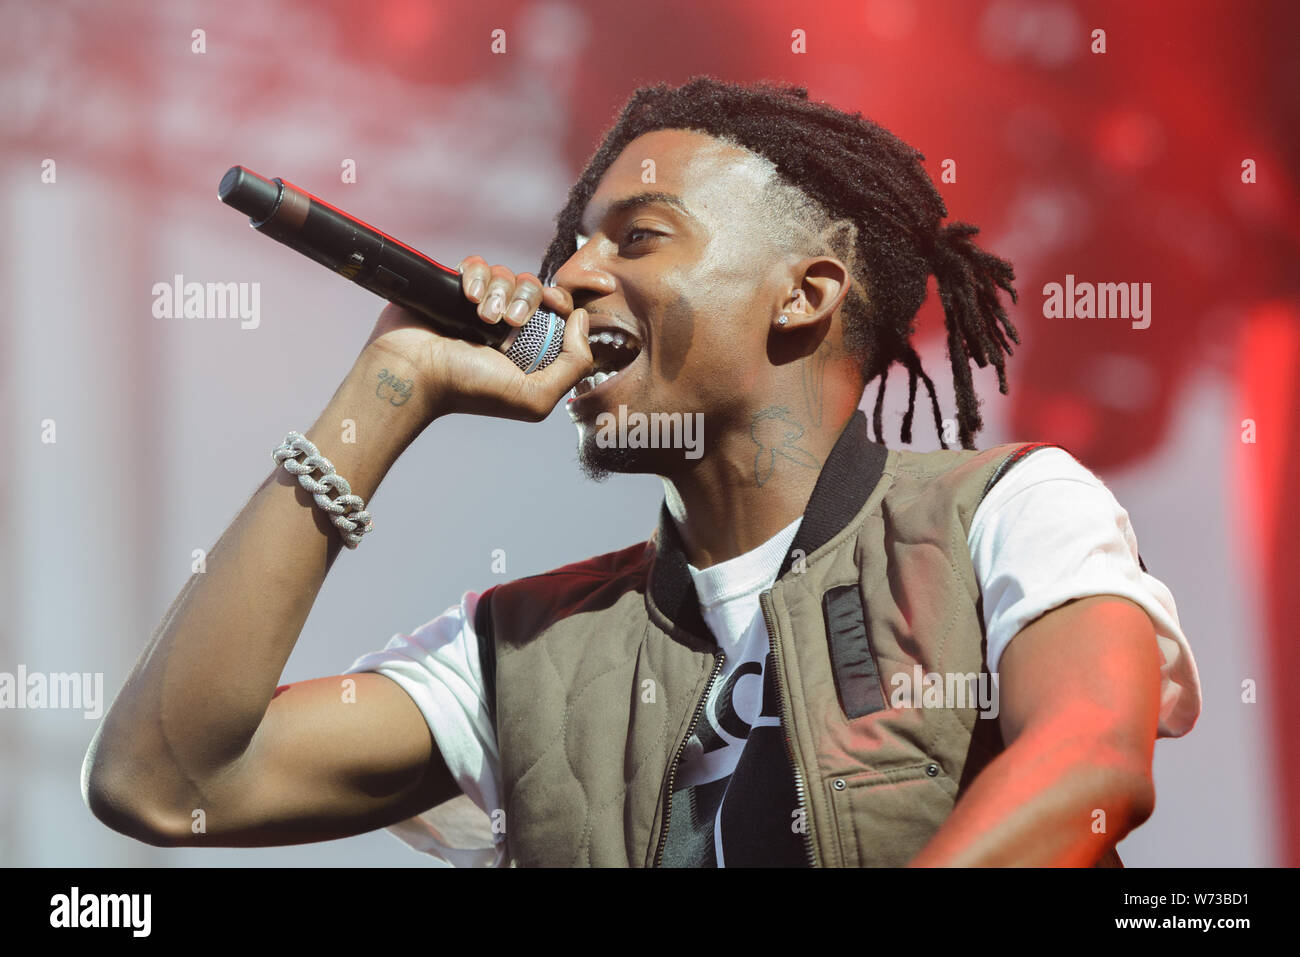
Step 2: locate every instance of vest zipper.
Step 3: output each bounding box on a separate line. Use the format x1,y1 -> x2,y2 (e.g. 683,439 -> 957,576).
760,589 -> 818,867
652,649 -> 725,867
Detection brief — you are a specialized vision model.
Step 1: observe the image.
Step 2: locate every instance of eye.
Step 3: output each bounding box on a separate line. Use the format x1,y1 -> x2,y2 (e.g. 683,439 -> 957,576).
623,225 -> 663,246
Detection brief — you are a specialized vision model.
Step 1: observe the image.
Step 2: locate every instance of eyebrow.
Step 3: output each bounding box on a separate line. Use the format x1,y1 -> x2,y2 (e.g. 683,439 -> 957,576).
578,191 -> 695,237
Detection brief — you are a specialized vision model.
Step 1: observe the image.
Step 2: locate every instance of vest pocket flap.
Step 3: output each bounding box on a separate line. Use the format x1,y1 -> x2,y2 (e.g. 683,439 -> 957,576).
827,763 -> 954,867
822,584 -> 887,720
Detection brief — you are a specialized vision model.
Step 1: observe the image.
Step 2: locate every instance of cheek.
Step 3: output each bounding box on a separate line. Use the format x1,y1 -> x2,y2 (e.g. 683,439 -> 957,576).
643,261 -> 767,389
647,302 -> 762,414
651,291 -> 697,383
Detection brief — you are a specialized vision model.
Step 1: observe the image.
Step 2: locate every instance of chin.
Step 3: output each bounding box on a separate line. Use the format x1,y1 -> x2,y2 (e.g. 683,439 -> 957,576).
575,430 -> 656,482
572,404 -> 710,481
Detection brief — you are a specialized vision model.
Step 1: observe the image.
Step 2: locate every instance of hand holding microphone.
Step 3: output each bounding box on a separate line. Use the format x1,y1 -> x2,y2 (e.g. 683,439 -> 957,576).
365,262 -> 594,423
218,165 -> 594,423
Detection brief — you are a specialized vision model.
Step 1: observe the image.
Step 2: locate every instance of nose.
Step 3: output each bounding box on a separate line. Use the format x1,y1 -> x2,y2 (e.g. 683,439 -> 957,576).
550,238 -> 616,306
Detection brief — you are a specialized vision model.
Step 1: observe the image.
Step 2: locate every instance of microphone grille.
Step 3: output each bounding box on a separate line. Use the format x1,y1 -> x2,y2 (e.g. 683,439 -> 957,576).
503,310 -> 566,374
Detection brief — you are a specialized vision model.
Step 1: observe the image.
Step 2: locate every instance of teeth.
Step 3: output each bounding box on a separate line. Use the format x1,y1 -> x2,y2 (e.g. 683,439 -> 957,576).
587,331 -> 637,351
573,366 -> 621,397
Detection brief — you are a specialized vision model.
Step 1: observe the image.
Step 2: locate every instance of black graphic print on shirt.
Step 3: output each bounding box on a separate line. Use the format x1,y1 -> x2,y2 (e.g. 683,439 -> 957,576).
659,651 -> 809,867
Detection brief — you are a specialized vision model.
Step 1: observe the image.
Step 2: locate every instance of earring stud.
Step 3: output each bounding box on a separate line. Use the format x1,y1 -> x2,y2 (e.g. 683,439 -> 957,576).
778,314 -> 789,326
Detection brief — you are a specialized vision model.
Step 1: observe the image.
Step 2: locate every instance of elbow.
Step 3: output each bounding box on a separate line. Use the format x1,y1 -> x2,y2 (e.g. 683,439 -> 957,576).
81,742 -> 192,847
1122,771 -> 1157,829
1087,761 -> 1156,837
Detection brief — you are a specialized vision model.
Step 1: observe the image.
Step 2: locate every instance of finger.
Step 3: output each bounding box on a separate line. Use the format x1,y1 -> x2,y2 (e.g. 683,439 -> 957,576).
478,265 -> 516,323
522,307 -> 593,408
458,256 -> 490,303
540,283 -> 574,317
503,272 -> 544,328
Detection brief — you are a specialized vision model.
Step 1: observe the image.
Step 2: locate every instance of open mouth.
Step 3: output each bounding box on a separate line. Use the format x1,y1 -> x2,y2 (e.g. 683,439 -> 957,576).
573,328 -> 642,397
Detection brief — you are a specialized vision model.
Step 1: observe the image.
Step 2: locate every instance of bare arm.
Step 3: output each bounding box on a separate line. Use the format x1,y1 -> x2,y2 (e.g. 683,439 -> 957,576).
82,346 -> 450,845
907,594 -> 1162,866
83,260 -> 593,847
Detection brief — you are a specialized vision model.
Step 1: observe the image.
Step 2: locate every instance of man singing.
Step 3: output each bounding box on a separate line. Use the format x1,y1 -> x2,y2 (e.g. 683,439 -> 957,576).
84,76 -> 1201,867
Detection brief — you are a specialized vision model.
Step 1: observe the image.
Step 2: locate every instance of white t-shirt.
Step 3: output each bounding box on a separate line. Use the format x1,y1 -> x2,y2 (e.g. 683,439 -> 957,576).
665,514 -> 806,866
343,447 -> 1203,866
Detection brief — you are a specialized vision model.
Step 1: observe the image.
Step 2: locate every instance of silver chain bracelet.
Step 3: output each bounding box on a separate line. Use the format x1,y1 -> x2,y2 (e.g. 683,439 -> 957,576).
271,431 -> 374,548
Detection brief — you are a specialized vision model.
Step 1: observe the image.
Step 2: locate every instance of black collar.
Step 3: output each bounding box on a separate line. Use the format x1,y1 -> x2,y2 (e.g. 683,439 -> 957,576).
646,409 -> 889,647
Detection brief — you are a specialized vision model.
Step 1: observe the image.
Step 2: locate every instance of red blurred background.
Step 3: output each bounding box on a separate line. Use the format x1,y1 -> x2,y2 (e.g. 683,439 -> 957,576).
2,0 -> 1296,866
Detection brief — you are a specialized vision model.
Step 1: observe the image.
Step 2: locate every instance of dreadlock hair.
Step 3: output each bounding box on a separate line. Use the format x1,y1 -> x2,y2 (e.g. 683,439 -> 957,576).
538,75 -> 1021,450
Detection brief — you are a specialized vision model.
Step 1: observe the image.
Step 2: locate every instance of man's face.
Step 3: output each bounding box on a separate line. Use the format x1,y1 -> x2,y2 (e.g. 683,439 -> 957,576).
554,128 -> 791,481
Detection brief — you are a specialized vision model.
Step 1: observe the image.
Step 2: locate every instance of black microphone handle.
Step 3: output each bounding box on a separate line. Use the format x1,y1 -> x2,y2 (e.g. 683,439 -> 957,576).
217,166 -> 565,371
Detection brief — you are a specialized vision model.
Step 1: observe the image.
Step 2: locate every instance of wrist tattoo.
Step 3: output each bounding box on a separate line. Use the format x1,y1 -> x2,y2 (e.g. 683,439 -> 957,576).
375,369 -> 414,407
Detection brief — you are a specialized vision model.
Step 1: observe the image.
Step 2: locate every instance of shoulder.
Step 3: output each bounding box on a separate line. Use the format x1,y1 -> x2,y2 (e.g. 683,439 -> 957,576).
887,440 -> 1072,496
478,537 -> 654,629
977,442 -> 1093,498
492,538 -> 653,593
883,441 -> 1078,536
965,441 -> 1154,586
971,443 -> 1123,541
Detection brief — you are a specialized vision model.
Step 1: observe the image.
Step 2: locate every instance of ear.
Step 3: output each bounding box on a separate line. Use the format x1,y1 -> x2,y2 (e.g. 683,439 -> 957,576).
775,256 -> 851,332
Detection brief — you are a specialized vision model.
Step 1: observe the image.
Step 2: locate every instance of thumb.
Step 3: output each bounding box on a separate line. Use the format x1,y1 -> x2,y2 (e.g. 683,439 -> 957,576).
520,307 -> 594,405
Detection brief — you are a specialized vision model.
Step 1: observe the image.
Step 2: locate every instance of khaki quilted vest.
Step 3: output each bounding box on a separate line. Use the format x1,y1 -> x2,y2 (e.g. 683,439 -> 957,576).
474,410 -> 1122,867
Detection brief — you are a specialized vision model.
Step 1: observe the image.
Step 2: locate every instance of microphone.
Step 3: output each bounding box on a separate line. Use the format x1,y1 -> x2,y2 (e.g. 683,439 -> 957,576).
217,165 -> 565,374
